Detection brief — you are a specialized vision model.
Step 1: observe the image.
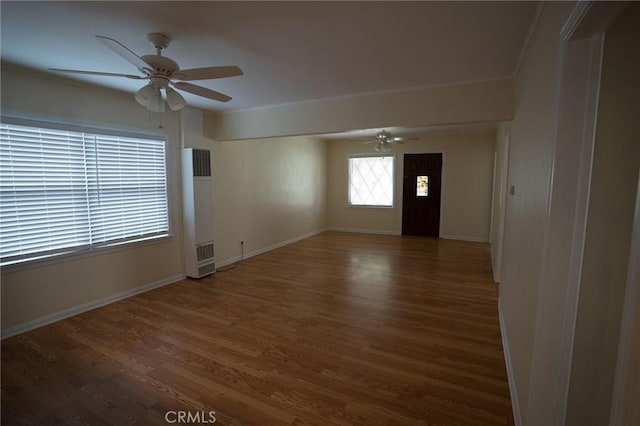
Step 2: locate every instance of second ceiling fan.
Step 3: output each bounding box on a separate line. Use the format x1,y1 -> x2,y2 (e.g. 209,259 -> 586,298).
50,33 -> 243,112
363,130 -> 415,153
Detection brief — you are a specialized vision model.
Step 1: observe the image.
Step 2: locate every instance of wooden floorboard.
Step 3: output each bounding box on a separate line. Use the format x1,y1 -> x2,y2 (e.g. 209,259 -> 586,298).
1,232 -> 513,425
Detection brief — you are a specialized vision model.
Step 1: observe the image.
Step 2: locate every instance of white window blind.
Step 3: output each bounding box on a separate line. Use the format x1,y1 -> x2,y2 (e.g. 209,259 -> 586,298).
348,155 -> 394,207
0,121 -> 168,266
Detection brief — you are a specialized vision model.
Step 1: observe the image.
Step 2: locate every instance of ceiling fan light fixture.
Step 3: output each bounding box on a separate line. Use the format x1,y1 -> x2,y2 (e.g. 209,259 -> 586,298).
135,83 -> 155,107
374,142 -> 392,153
166,87 -> 187,111
147,87 -> 165,113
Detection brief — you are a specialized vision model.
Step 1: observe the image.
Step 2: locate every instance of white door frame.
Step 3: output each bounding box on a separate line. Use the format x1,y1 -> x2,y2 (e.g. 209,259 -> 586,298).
490,123 -> 510,283
609,169 -> 640,425
526,2 -> 629,425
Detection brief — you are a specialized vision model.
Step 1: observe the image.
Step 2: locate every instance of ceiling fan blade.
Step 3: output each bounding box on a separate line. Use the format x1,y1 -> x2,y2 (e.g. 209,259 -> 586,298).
172,66 -> 243,81
174,82 -> 232,103
96,35 -> 151,73
49,68 -> 146,79
390,136 -> 416,142
363,140 -> 378,144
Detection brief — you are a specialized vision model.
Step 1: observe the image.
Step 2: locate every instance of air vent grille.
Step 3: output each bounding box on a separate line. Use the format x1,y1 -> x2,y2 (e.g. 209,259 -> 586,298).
198,262 -> 216,277
192,149 -> 211,177
197,242 -> 214,262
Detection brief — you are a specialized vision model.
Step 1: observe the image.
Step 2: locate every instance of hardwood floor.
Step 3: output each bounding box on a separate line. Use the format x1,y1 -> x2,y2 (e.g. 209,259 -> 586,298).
1,232 -> 513,425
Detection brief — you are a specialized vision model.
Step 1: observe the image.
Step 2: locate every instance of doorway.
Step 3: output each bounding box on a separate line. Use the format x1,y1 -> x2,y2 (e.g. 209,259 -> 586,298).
402,153 -> 443,237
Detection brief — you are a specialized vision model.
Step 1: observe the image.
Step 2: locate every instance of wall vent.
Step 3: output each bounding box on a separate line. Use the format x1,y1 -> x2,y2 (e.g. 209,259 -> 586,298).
197,242 -> 215,262
192,149 -> 211,177
198,262 -> 216,277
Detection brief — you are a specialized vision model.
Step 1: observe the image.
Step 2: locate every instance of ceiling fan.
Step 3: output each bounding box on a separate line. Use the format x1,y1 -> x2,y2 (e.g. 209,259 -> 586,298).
363,130 -> 415,153
49,33 -> 243,112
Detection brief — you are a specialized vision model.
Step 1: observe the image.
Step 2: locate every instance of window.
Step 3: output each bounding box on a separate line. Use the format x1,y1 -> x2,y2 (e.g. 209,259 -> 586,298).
0,119 -> 169,266
417,175 -> 429,196
348,155 -> 394,207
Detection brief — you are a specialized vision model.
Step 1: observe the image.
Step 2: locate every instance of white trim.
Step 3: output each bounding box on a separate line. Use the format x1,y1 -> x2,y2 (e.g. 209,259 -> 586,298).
325,227 -> 401,236
526,32 -> 571,426
491,123 -> 511,283
346,205 -> 394,210
489,150 -> 497,247
560,1 -> 593,40
526,30 -> 605,425
528,2 -> 630,420
439,152 -> 447,239
440,235 -> 489,243
513,3 -> 545,78
525,4 -> 608,417
0,274 -> 185,340
610,169 -> 640,425
220,77 -> 514,115
557,34 -> 604,424
216,229 -> 327,267
499,298 -> 522,426
561,1 -> 627,41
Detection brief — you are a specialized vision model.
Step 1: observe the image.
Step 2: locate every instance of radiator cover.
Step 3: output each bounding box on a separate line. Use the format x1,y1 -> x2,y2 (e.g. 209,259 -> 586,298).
182,148 -> 215,278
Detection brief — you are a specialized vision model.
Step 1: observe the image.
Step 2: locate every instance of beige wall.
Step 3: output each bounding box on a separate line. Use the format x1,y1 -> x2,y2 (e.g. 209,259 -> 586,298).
0,65 -> 184,332
0,69 -> 330,334
207,79 -> 514,141
326,131 -> 495,241
566,4 -> 640,424
210,135 -> 327,264
181,109 -> 328,264
498,2 -> 573,422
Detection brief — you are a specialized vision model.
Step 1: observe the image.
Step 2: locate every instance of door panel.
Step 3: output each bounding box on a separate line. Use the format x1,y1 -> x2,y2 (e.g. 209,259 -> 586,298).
402,153 -> 443,237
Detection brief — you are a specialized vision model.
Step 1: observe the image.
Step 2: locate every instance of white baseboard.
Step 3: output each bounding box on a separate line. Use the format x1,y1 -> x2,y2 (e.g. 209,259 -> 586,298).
326,227 -> 401,236
440,234 -> 489,243
1,274 -> 185,340
216,229 -> 326,268
491,251 -> 499,282
499,298 -> 522,426
326,229 -> 486,241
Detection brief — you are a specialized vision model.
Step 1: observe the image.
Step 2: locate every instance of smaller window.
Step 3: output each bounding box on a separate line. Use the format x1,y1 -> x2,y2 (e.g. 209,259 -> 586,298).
417,176 -> 429,197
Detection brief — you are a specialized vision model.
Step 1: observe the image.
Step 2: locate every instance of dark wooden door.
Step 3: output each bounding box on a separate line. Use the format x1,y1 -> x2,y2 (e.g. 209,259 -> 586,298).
402,153 -> 443,237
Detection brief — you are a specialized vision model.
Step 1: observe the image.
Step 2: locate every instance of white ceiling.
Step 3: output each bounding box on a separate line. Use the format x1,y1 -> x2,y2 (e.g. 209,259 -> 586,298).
1,1 -> 537,113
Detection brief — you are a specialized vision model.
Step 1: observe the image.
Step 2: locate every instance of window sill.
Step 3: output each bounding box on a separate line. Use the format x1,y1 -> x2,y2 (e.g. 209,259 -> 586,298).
347,204 -> 395,209
1,234 -> 174,274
